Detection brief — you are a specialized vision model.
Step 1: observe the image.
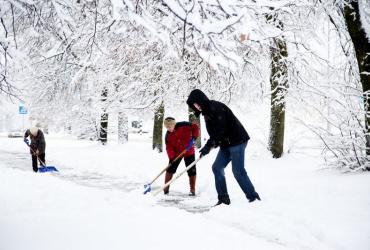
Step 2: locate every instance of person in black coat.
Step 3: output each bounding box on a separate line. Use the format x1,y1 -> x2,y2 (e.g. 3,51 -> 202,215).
24,127 -> 46,172
187,89 -> 260,205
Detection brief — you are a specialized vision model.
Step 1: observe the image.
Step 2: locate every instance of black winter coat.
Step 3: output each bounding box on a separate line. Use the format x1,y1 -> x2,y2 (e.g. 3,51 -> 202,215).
24,129 -> 46,154
187,89 -> 250,149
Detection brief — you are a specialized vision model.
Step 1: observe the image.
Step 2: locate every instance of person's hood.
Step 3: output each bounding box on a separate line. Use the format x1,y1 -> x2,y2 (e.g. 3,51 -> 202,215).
30,126 -> 39,136
186,89 -> 210,117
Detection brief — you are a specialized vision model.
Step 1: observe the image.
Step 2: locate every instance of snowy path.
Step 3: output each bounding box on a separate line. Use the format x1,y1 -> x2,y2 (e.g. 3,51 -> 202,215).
1,137 -> 370,250
0,149 -> 138,191
0,147 -> 287,250
0,148 -> 211,214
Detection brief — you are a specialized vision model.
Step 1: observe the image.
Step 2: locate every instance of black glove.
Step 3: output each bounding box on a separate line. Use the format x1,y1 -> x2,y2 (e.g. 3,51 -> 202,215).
199,145 -> 211,156
24,138 -> 29,145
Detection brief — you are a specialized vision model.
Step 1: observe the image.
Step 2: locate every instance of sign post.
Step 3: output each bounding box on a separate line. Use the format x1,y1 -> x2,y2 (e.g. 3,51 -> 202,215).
19,105 -> 27,132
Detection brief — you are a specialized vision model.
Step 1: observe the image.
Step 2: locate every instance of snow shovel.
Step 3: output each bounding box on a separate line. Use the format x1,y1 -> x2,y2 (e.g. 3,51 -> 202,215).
24,141 -> 58,173
152,154 -> 203,196
143,138 -> 195,194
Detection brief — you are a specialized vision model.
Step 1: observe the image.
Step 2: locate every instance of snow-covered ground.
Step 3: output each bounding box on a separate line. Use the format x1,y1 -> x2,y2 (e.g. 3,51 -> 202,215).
1,134 -> 369,250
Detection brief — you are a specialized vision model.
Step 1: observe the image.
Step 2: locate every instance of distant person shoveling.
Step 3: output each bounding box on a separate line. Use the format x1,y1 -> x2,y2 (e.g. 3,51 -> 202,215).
24,127 -> 58,173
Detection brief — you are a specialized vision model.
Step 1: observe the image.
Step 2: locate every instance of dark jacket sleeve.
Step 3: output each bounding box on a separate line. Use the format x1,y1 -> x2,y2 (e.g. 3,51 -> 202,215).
37,131 -> 46,154
205,103 -> 227,148
24,129 -> 30,139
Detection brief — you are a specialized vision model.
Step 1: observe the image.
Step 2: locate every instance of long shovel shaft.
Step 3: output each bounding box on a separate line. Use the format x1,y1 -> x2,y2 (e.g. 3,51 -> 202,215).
25,143 -> 46,166
24,141 -> 58,172
148,148 -> 188,185
144,139 -> 197,194
153,156 -> 202,196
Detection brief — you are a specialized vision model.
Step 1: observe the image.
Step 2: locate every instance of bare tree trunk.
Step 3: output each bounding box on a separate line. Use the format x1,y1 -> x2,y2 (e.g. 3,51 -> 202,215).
99,88 -> 108,145
344,1 -> 370,162
268,36 -> 288,158
152,102 -> 164,152
189,106 -> 201,148
118,111 -> 128,144
183,50 -> 202,148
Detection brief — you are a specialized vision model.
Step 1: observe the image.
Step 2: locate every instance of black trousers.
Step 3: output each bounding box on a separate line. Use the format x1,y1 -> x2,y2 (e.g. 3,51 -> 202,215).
167,154 -> 196,176
31,153 -> 45,172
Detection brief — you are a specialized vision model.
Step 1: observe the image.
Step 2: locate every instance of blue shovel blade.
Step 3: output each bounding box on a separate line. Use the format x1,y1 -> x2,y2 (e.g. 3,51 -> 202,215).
143,184 -> 151,194
38,166 -> 58,173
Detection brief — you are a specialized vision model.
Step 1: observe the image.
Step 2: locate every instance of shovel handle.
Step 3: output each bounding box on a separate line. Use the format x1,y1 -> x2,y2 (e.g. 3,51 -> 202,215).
24,141 -> 46,166
149,148 -> 188,185
153,155 -> 203,196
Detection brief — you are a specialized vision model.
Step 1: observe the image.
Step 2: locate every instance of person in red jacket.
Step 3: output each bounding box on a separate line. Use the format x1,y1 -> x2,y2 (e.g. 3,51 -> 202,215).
163,117 -> 199,196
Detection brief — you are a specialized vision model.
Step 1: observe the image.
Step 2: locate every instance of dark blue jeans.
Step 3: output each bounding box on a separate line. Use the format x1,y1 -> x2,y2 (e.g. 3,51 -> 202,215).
212,142 -> 258,201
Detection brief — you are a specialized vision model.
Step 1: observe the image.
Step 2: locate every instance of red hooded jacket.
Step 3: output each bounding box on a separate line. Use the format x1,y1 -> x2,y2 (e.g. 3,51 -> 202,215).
165,122 -> 199,160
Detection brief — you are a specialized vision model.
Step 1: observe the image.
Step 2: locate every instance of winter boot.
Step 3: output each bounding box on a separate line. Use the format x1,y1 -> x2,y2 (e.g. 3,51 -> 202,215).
214,198 -> 231,206
248,192 -> 261,203
163,172 -> 173,195
189,175 -> 196,196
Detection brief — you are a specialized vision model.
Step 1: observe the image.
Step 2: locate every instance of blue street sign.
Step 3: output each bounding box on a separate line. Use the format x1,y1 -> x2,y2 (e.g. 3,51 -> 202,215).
19,105 -> 27,114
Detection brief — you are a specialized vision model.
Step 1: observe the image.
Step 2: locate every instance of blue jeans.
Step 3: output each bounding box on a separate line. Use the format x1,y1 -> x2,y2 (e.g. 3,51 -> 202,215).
212,142 -> 258,201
